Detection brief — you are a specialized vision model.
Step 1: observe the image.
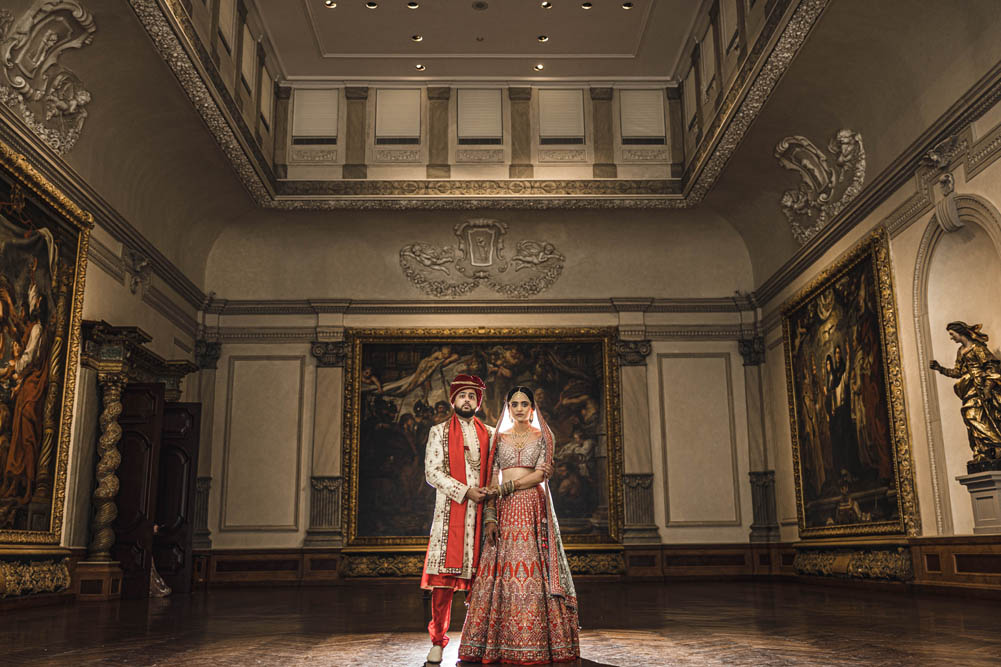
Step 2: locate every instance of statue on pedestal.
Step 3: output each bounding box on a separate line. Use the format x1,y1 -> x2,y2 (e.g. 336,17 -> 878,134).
930,321 -> 1001,472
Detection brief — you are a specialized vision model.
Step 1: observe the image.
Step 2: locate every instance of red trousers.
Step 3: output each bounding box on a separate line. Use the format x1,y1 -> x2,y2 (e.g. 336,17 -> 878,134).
429,587 -> 455,647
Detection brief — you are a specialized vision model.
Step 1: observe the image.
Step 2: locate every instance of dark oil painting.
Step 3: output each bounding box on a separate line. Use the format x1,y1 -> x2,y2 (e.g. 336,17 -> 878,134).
784,238 -> 906,537
346,332 -> 621,545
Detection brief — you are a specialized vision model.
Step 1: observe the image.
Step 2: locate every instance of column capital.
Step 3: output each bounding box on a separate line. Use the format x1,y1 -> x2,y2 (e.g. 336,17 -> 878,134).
508,87 -> 532,101
311,341 -> 349,368
616,340 -> 652,366
589,87 -> 613,101
195,340 -> 222,370
738,336 -> 765,366
344,86 -> 369,100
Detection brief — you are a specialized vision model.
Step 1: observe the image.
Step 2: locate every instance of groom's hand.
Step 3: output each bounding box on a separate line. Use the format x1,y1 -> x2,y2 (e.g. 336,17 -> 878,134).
485,521 -> 498,545
465,486 -> 488,503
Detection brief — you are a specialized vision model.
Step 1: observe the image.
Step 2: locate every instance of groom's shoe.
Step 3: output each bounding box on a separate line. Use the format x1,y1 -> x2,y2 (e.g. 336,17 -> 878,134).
427,645 -> 443,664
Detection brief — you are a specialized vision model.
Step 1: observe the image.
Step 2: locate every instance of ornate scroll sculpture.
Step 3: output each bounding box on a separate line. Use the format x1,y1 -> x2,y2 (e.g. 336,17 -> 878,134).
930,321 -> 1001,472
0,1 -> 97,154
775,129 -> 866,245
400,219 -> 565,298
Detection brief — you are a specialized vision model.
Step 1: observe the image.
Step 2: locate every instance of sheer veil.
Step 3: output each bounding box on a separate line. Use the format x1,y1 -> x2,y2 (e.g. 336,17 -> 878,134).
487,397 -> 578,607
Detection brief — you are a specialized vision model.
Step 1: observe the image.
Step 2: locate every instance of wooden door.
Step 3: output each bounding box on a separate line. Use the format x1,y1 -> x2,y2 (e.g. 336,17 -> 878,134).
113,383 -> 165,600
153,402 -> 201,594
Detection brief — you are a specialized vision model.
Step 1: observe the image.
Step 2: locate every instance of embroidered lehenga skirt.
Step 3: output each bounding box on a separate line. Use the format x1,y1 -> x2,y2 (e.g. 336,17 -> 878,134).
458,486 -> 580,665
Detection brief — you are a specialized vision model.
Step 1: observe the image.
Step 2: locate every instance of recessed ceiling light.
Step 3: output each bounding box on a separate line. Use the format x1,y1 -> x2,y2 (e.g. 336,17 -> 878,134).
538,34 -> 549,42
541,1 -> 553,8
415,63 -> 426,70
366,1 -> 377,8
534,63 -> 544,71
323,0 -> 336,6
408,1 -> 420,7
581,2 -> 593,8
411,34 -> 423,41
622,1 -> 634,7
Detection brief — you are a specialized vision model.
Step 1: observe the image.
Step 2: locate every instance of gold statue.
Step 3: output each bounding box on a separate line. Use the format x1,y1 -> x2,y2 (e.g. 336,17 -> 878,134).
930,321 -> 1001,470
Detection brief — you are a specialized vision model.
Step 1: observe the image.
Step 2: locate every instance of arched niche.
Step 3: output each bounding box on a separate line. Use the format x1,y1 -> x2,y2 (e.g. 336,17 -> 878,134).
913,194 -> 1001,535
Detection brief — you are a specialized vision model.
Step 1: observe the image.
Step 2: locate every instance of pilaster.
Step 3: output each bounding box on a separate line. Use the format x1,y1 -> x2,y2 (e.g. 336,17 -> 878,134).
508,87 -> 533,178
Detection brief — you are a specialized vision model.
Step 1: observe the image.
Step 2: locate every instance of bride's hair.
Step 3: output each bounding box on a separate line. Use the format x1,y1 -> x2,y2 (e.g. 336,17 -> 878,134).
505,385 -> 536,407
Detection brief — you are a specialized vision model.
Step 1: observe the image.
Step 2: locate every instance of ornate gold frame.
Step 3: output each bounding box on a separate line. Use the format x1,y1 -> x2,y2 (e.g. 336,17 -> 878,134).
0,140 -> 92,545
341,327 -> 624,547
782,228 -> 920,538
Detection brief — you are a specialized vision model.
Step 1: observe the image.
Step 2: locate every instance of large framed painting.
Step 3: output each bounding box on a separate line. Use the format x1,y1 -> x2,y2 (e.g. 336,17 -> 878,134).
783,229 -> 918,538
342,327 -> 623,547
0,141 -> 91,544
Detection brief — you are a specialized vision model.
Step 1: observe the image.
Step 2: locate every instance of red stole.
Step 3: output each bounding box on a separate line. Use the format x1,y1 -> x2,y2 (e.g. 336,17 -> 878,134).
444,414 -> 490,571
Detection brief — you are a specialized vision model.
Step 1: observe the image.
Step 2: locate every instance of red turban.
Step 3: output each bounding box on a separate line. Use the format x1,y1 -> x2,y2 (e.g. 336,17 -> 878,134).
449,374 -> 486,406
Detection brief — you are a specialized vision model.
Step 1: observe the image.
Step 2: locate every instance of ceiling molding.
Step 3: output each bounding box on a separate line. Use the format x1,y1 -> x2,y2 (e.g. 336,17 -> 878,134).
131,0 -> 822,210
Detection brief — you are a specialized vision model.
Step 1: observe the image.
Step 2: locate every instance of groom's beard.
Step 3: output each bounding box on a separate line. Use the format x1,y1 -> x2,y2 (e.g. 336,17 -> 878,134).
454,405 -> 476,419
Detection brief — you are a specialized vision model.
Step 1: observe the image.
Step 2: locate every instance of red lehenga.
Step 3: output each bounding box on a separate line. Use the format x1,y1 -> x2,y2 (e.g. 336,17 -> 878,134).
458,411 -> 580,665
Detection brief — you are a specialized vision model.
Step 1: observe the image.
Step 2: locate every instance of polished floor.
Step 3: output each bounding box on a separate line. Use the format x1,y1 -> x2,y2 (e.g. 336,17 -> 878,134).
3,580 -> 1001,666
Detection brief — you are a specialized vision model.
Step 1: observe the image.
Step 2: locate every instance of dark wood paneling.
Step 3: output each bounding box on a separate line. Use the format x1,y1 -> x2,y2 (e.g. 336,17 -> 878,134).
113,384 -> 165,600
153,403 -> 201,594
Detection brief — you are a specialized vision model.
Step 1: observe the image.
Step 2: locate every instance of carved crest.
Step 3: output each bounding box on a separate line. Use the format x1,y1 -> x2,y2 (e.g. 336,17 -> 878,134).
775,129 -> 865,245
0,1 -> 96,155
399,219 -> 564,298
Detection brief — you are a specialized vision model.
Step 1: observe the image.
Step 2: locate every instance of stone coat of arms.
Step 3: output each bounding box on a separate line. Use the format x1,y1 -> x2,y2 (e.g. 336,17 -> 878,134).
400,219 -> 565,298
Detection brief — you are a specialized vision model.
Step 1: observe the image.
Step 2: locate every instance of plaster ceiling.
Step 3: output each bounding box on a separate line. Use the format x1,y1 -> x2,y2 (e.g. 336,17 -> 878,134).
257,0 -> 697,81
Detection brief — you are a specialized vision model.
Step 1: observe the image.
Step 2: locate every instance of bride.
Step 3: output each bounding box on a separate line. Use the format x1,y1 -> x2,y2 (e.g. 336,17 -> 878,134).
458,386 -> 580,664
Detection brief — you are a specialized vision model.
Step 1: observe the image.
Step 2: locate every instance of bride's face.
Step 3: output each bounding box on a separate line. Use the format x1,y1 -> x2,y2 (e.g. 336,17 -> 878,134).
508,394 -> 533,424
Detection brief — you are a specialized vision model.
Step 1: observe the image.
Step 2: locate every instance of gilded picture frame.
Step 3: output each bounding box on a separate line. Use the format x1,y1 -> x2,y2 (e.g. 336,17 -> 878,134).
0,141 -> 92,545
341,327 -> 624,548
782,228 -> 919,538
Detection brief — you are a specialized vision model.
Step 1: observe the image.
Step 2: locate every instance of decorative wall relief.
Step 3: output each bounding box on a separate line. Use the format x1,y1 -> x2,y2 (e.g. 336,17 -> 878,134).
399,219 -> 565,298
0,2 -> 97,155
775,129 -> 866,245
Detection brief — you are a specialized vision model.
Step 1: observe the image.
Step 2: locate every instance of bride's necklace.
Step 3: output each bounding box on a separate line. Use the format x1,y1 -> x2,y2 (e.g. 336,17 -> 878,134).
506,426 -> 537,451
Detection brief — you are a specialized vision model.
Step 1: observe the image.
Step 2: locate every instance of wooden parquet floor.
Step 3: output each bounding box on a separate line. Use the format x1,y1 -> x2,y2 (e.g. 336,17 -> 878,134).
2,580 -> 1001,666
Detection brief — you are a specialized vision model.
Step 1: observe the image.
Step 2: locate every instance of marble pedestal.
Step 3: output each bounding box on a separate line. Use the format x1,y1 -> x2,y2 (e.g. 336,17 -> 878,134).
956,471 -> 1001,534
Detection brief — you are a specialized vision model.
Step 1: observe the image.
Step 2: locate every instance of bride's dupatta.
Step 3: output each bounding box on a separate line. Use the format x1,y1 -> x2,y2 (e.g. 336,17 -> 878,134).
535,412 -> 578,609
490,403 -> 577,609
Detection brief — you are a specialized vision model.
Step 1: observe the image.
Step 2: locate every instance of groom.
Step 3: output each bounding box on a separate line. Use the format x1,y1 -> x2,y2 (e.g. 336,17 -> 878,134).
420,374 -> 494,664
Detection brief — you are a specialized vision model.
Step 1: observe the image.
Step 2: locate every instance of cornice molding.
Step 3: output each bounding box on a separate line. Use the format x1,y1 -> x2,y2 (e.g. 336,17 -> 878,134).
202,297 -> 752,317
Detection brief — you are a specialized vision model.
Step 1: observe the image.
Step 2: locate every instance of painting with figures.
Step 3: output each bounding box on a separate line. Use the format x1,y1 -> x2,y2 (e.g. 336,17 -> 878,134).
342,328 -> 623,546
783,230 -> 917,538
0,143 -> 89,544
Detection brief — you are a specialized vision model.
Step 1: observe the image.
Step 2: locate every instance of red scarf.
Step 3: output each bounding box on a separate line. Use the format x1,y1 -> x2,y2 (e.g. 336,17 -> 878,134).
444,413 -> 490,571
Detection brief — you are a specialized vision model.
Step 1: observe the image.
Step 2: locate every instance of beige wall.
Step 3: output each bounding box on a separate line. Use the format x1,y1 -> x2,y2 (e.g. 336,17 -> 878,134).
761,100 -> 1001,539
204,207 -> 753,300
648,342 -> 754,544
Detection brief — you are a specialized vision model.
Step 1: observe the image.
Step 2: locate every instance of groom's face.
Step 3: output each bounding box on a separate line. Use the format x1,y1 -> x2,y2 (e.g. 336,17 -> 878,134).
452,389 -> 478,418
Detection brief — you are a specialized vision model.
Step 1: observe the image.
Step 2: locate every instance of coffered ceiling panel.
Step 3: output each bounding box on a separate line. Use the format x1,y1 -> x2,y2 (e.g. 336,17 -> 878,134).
256,0 -> 697,80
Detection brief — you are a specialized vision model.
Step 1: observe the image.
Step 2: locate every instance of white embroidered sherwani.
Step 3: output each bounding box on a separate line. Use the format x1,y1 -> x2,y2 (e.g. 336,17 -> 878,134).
424,418 -> 495,580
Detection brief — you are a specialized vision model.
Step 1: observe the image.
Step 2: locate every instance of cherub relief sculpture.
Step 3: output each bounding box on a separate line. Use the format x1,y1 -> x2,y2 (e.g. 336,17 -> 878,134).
930,321 -> 1001,472
399,219 -> 564,298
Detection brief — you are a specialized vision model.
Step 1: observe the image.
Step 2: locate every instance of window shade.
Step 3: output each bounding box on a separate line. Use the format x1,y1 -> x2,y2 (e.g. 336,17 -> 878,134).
701,27 -> 716,92
457,89 -> 503,139
218,0 -> 235,48
620,89 -> 665,138
241,25 -> 256,92
720,0 -> 739,49
293,89 -> 339,137
260,72 -> 274,127
683,71 -> 696,127
376,89 -> 421,138
538,89 -> 585,138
